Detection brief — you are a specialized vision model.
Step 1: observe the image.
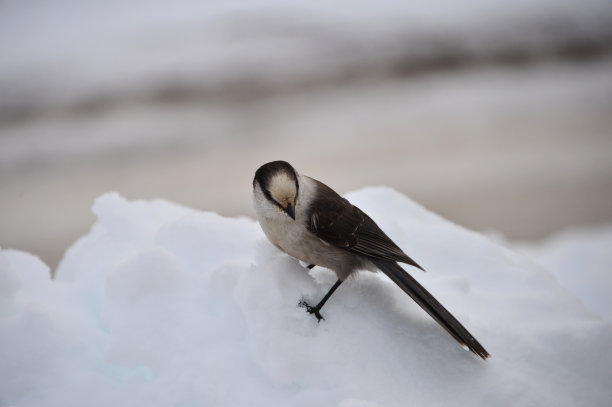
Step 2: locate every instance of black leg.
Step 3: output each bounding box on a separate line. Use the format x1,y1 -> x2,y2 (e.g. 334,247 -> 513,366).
306,264 -> 316,269
299,279 -> 343,322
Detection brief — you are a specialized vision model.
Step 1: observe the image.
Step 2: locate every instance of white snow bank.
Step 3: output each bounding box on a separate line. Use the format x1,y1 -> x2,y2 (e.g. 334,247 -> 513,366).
516,225 -> 612,323
1,188 -> 611,407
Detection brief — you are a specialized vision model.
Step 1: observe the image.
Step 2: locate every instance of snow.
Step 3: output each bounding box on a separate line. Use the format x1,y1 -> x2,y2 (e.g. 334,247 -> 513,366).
515,225 -> 612,323
1,188 -> 611,406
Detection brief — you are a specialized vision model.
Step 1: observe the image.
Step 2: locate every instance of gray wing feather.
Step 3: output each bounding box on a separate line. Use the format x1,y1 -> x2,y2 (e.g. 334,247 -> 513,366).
305,179 -> 424,270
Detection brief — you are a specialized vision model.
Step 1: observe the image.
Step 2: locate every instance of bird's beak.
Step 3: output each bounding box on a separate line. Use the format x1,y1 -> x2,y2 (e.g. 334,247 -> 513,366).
284,203 -> 295,220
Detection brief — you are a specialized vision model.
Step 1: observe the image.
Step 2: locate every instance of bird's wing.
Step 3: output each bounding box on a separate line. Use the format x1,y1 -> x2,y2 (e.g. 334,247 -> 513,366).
305,179 -> 424,270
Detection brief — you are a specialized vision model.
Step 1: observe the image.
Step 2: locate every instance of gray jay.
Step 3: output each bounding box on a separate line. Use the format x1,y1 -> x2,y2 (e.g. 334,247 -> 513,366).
253,160 -> 489,359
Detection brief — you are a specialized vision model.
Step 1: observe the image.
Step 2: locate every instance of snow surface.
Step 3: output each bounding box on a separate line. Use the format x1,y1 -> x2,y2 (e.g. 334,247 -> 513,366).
1,188 -> 611,406
516,225 -> 612,324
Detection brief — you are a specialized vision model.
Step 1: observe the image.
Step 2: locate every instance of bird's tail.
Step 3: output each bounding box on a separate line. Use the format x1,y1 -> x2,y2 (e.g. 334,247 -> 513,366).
371,258 -> 490,359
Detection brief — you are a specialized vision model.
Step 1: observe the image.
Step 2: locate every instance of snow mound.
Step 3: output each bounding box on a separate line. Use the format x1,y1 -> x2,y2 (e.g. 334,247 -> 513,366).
1,188 -> 611,407
516,225 -> 612,323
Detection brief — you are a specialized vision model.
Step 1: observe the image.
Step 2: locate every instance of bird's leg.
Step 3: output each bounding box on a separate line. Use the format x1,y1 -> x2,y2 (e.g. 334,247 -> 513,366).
306,264 -> 315,269
299,279 -> 343,322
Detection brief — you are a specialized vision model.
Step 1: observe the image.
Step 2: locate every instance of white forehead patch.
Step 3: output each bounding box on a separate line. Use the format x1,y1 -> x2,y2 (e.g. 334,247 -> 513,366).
269,172 -> 297,203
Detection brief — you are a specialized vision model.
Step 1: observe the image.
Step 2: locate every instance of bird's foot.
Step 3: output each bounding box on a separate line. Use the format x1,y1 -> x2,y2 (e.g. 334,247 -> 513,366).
298,300 -> 325,322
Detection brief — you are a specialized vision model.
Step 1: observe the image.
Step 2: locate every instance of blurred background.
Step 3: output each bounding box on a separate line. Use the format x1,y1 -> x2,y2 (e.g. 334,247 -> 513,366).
1,0 -> 611,270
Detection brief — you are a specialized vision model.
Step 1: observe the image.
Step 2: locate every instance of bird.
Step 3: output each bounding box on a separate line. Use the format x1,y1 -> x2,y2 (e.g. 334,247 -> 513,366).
252,160 -> 489,359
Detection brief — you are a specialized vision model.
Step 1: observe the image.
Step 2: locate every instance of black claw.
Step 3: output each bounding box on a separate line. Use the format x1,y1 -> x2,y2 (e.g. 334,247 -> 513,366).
298,300 -> 325,322
306,264 -> 316,269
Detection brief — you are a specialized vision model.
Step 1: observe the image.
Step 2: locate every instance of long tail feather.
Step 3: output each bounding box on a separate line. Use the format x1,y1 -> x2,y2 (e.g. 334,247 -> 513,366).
371,258 -> 490,359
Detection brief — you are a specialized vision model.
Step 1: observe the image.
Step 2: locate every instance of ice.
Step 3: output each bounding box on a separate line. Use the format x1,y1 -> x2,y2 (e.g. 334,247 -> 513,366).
1,188 -> 611,406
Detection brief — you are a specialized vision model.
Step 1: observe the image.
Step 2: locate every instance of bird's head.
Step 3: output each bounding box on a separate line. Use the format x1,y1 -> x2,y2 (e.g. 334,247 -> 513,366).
253,160 -> 298,220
